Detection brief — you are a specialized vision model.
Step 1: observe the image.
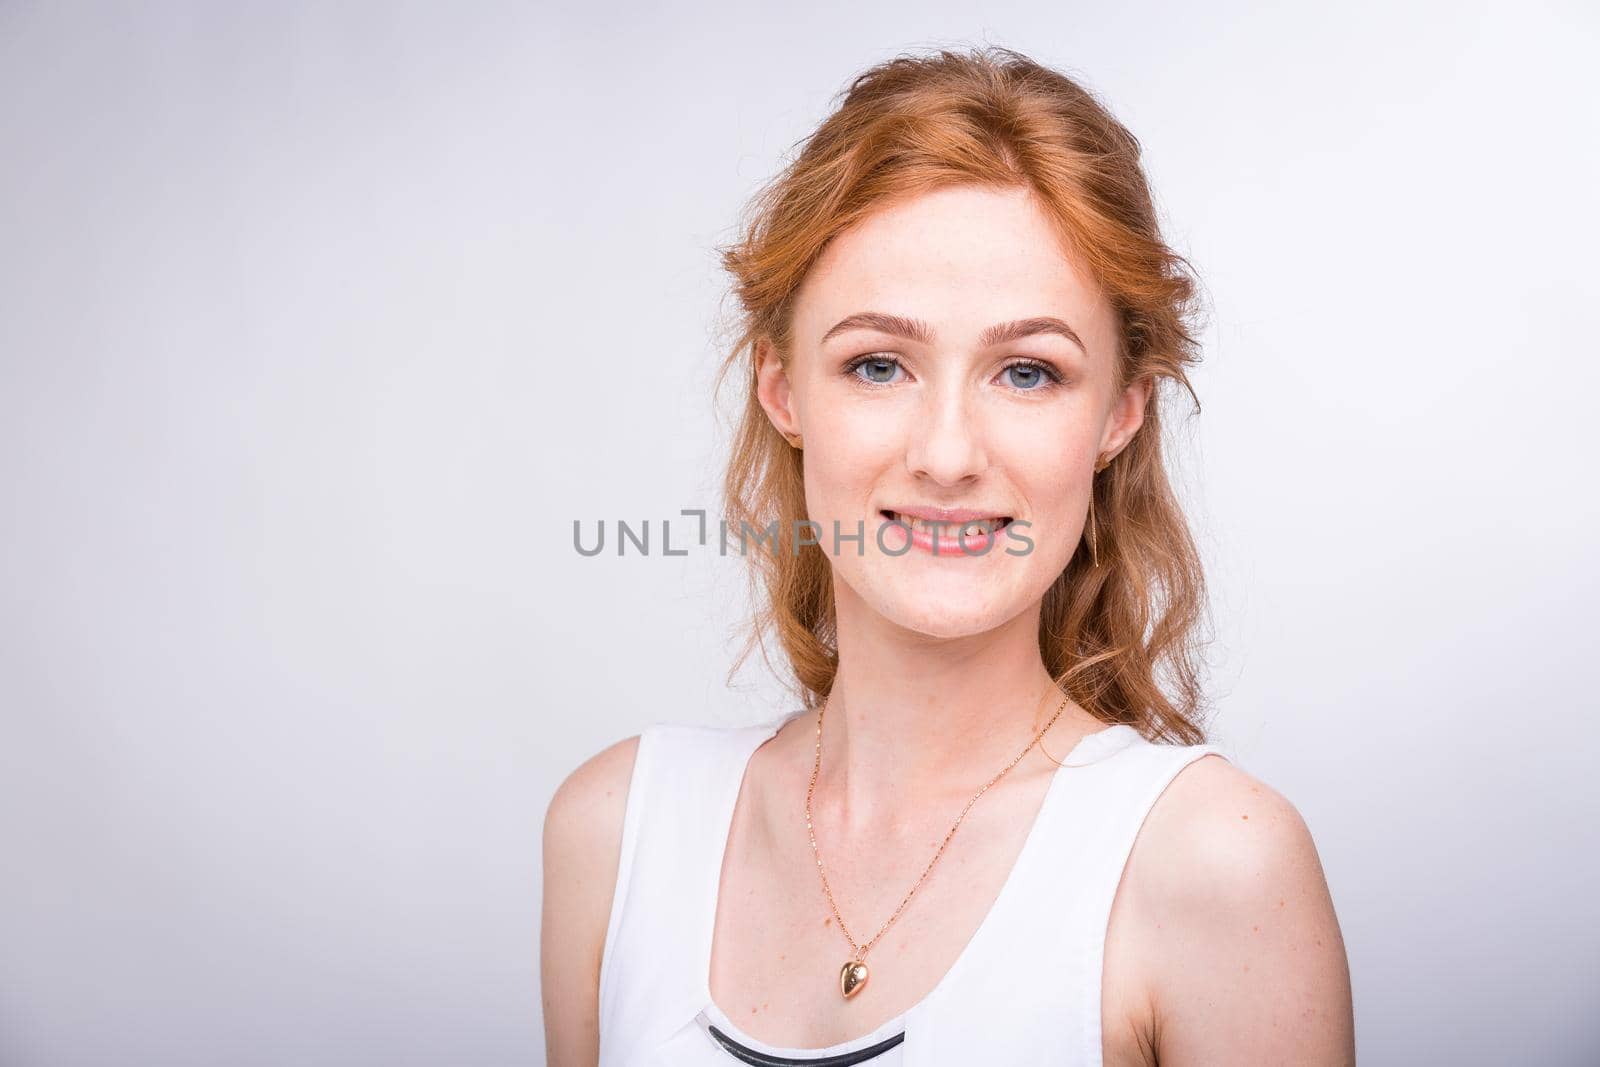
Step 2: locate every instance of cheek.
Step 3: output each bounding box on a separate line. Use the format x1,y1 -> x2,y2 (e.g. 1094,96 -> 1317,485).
801,403 -> 902,497
993,417 -> 1086,491
800,446 -> 875,522
809,387 -> 895,443
993,428 -> 1095,557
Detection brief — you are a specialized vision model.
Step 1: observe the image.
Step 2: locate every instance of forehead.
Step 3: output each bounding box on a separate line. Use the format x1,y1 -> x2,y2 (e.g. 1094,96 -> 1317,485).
791,184 -> 1118,356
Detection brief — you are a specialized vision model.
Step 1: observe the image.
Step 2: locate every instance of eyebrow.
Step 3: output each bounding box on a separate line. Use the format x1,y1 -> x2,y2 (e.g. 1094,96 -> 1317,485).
819,311 -> 1087,355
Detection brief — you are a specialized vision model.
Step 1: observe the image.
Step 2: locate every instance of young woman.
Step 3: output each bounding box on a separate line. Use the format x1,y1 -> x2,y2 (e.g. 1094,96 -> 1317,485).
543,46 -> 1354,1066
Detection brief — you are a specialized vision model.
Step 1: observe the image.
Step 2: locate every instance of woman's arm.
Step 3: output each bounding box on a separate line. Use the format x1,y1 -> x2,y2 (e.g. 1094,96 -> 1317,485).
1122,754 -> 1357,1065
541,736 -> 640,1067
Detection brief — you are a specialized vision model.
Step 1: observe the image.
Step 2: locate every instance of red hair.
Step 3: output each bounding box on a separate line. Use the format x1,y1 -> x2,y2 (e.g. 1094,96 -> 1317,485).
715,46 -> 1212,744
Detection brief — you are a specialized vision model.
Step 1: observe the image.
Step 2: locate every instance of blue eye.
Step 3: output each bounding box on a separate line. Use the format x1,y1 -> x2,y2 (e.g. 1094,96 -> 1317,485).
850,357 -> 903,385
1002,360 -> 1061,391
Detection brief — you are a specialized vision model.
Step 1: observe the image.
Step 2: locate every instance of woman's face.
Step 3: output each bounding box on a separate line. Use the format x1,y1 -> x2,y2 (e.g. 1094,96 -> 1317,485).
757,183 -> 1149,640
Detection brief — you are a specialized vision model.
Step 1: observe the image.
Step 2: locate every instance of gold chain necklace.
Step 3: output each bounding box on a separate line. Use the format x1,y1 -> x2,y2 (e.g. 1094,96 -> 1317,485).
804,688 -> 1071,1000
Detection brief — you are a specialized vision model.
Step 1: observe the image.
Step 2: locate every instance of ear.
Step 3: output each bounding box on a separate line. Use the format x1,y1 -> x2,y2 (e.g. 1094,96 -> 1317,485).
1098,374 -> 1153,460
754,336 -> 801,440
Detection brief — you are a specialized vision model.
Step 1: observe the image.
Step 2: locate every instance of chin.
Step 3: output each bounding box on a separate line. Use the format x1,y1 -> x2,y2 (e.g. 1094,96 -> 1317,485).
897,611 -> 1009,640
876,584 -> 1025,640
836,561 -> 1058,641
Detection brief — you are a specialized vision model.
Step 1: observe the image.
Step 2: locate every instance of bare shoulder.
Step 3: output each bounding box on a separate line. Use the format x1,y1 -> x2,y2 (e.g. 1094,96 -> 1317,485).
545,733 -> 642,853
1116,750 -> 1356,1066
540,734 -> 641,1066
1136,752 -> 1315,892
542,733 -> 641,920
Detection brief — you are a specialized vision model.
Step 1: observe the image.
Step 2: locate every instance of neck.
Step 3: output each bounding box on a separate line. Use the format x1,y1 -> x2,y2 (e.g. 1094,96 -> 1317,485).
810,581 -> 1098,827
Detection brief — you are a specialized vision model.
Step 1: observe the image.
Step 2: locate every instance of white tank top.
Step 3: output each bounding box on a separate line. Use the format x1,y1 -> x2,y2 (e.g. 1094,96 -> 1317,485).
597,711 -> 1232,1065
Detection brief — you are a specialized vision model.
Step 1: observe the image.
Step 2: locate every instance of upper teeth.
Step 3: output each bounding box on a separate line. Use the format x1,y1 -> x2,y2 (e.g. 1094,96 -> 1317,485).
894,513 -> 1006,535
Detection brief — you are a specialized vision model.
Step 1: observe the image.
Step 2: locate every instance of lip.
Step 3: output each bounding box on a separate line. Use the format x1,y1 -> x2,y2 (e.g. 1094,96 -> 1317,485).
881,505 -> 1012,523
877,507 -> 1016,558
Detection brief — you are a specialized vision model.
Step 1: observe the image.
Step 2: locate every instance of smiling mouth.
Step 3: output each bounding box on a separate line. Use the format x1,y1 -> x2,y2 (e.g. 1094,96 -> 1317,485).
879,510 -> 1014,535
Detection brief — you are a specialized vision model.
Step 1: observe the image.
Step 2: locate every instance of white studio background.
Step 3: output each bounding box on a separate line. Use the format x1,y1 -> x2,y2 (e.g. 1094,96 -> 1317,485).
2,2 -> 1596,1065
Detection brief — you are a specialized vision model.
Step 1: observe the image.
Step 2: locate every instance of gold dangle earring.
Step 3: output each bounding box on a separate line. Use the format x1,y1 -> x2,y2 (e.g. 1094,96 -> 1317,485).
1088,453 -> 1110,567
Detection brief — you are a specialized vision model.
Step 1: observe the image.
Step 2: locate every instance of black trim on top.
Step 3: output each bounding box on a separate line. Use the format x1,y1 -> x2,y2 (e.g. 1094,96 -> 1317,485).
703,1022 -> 906,1066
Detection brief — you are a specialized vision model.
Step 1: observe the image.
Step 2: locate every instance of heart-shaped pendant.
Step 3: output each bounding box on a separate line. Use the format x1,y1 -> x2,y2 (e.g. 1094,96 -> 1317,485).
839,959 -> 869,999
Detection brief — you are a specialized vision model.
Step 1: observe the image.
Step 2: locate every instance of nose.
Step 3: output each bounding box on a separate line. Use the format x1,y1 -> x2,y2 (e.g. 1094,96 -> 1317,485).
903,378 -> 989,487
